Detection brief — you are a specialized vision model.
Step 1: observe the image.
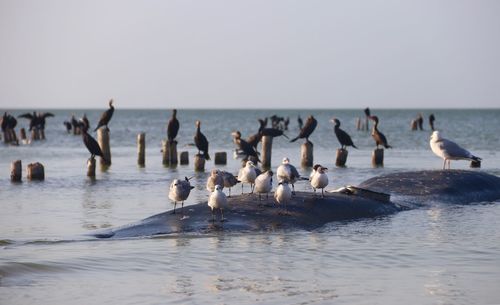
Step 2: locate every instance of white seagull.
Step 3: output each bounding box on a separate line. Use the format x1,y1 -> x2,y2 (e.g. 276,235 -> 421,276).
430,131 -> 481,169
277,157 -> 301,194
168,177 -> 195,216
237,160 -> 257,194
274,180 -> 292,211
310,165 -> 329,198
254,170 -> 273,202
208,184 -> 228,222
206,169 -> 224,192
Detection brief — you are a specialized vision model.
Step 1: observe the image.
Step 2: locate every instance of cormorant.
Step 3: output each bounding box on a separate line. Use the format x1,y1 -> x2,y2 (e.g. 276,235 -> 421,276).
369,116 -> 392,149
18,112 -> 54,131
331,118 -> 357,149
232,131 -> 260,161
82,125 -> 107,162
290,115 -> 317,143
167,109 -> 179,141
94,99 -> 114,131
194,120 -> 210,160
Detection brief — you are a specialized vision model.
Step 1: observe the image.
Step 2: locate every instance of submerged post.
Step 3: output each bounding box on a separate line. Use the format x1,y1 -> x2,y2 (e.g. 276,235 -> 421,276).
261,135 -> 273,169
301,142 -> 313,167
335,148 -> 348,167
410,120 -> 418,131
194,154 -> 205,172
27,162 -> 45,180
97,128 -> 111,166
19,128 -> 27,143
10,160 -> 22,182
214,152 -> 227,165
137,133 -> 145,166
372,148 -> 384,167
180,151 -> 189,165
87,157 -> 96,177
162,140 -> 178,166
470,160 -> 481,168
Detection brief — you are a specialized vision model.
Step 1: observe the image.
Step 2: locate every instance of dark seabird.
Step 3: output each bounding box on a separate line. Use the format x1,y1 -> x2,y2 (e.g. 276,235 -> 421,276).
82,125 -> 107,162
330,118 -> 357,149
297,115 -> 303,129
259,118 -> 289,139
417,113 -> 424,131
429,114 -> 436,131
94,99 -> 115,131
167,109 -> 179,142
63,121 -> 72,132
369,115 -> 392,149
194,120 -> 210,160
246,132 -> 262,149
80,114 -> 90,131
18,112 -> 54,131
232,131 -> 260,161
71,114 -> 79,131
290,115 -> 317,143
364,107 -> 371,117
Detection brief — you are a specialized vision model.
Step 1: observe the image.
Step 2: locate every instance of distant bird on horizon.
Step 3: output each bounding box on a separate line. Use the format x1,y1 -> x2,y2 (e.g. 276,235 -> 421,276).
18,112 -> 54,131
430,131 -> 481,169
290,115 -> 317,144
194,120 -> 210,160
429,114 -> 436,131
169,177 -> 194,216
331,118 -> 357,150
94,99 -> 115,131
167,109 -> 179,142
369,115 -> 392,149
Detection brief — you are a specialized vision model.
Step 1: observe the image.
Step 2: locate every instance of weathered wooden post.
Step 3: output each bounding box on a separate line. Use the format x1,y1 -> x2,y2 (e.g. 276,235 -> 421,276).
261,135 -> 273,169
40,129 -> 46,140
364,117 -> 369,131
335,148 -> 348,167
162,140 -> 178,166
180,151 -> 189,165
87,157 -> 96,177
19,128 -> 27,143
10,160 -> 22,182
137,133 -> 145,166
194,154 -> 205,171
214,152 -> 227,165
97,128 -> 111,166
10,129 -> 18,144
372,148 -> 384,167
27,162 -> 45,180
410,120 -> 418,131
470,160 -> 481,168
356,118 -> 362,131
301,142 -> 313,167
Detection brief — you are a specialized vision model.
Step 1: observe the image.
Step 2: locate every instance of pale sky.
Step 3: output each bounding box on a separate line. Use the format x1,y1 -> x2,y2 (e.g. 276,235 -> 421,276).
0,0 -> 499,109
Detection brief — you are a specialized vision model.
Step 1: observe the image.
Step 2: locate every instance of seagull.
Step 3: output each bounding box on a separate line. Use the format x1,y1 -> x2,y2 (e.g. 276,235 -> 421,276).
220,171 -> 239,197
275,180 -> 292,212
430,131 -> 481,169
254,170 -> 273,202
277,157 -> 301,194
208,184 -> 228,222
310,165 -> 329,198
330,118 -> 357,149
369,115 -> 392,149
237,161 -> 257,194
206,169 -> 224,192
168,177 -> 195,216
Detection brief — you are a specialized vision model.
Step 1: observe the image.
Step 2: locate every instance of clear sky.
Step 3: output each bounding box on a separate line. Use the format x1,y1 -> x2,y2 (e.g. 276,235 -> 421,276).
1,0 -> 499,109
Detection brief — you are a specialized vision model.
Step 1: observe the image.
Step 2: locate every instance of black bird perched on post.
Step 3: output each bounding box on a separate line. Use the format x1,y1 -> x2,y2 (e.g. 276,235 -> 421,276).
258,119 -> 289,139
429,114 -> 436,131
18,112 -> 54,131
94,99 -> 115,131
82,124 -> 107,162
369,115 -> 392,149
167,109 -> 179,142
194,120 -> 210,160
330,118 -> 357,149
290,115 -> 317,143
232,131 -> 260,162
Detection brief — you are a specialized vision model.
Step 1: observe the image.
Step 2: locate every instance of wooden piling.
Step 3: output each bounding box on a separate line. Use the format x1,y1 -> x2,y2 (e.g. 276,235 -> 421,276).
10,160 -> 22,182
301,142 -> 313,167
97,128 -> 111,166
335,148 -> 348,167
214,152 -> 227,165
87,157 -> 96,177
27,162 -> 44,180
40,129 -> 46,140
162,140 -> 178,166
194,154 -> 205,172
261,135 -> 273,168
470,160 -> 481,168
20,128 -> 27,143
137,133 -> 145,166
372,148 -> 384,167
364,117 -> 369,131
410,120 -> 418,131
180,151 -> 189,165
356,118 -> 362,131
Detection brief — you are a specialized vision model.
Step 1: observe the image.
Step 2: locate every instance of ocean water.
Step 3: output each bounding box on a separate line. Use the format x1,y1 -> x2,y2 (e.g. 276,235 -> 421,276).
1,108 -> 499,305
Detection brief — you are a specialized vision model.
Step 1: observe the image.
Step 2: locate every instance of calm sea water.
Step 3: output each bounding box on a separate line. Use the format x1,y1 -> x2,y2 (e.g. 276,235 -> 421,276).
1,109 -> 500,305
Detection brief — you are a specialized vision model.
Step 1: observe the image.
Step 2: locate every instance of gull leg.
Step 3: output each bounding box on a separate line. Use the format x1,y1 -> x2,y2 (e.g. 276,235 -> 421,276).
443,159 -> 446,170
220,209 -> 225,222
172,202 -> 177,214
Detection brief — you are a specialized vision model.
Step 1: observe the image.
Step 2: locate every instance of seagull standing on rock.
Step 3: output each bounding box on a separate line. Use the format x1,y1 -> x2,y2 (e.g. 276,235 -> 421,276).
310,165 -> 329,198
277,157 -> 302,194
208,185 -> 227,222
254,170 -> 273,202
238,161 -> 258,194
275,180 -> 292,212
169,177 -> 195,217
430,131 -> 481,169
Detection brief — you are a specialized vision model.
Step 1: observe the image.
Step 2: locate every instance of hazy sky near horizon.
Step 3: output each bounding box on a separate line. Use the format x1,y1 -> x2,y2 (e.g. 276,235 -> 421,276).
1,0 -> 499,109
